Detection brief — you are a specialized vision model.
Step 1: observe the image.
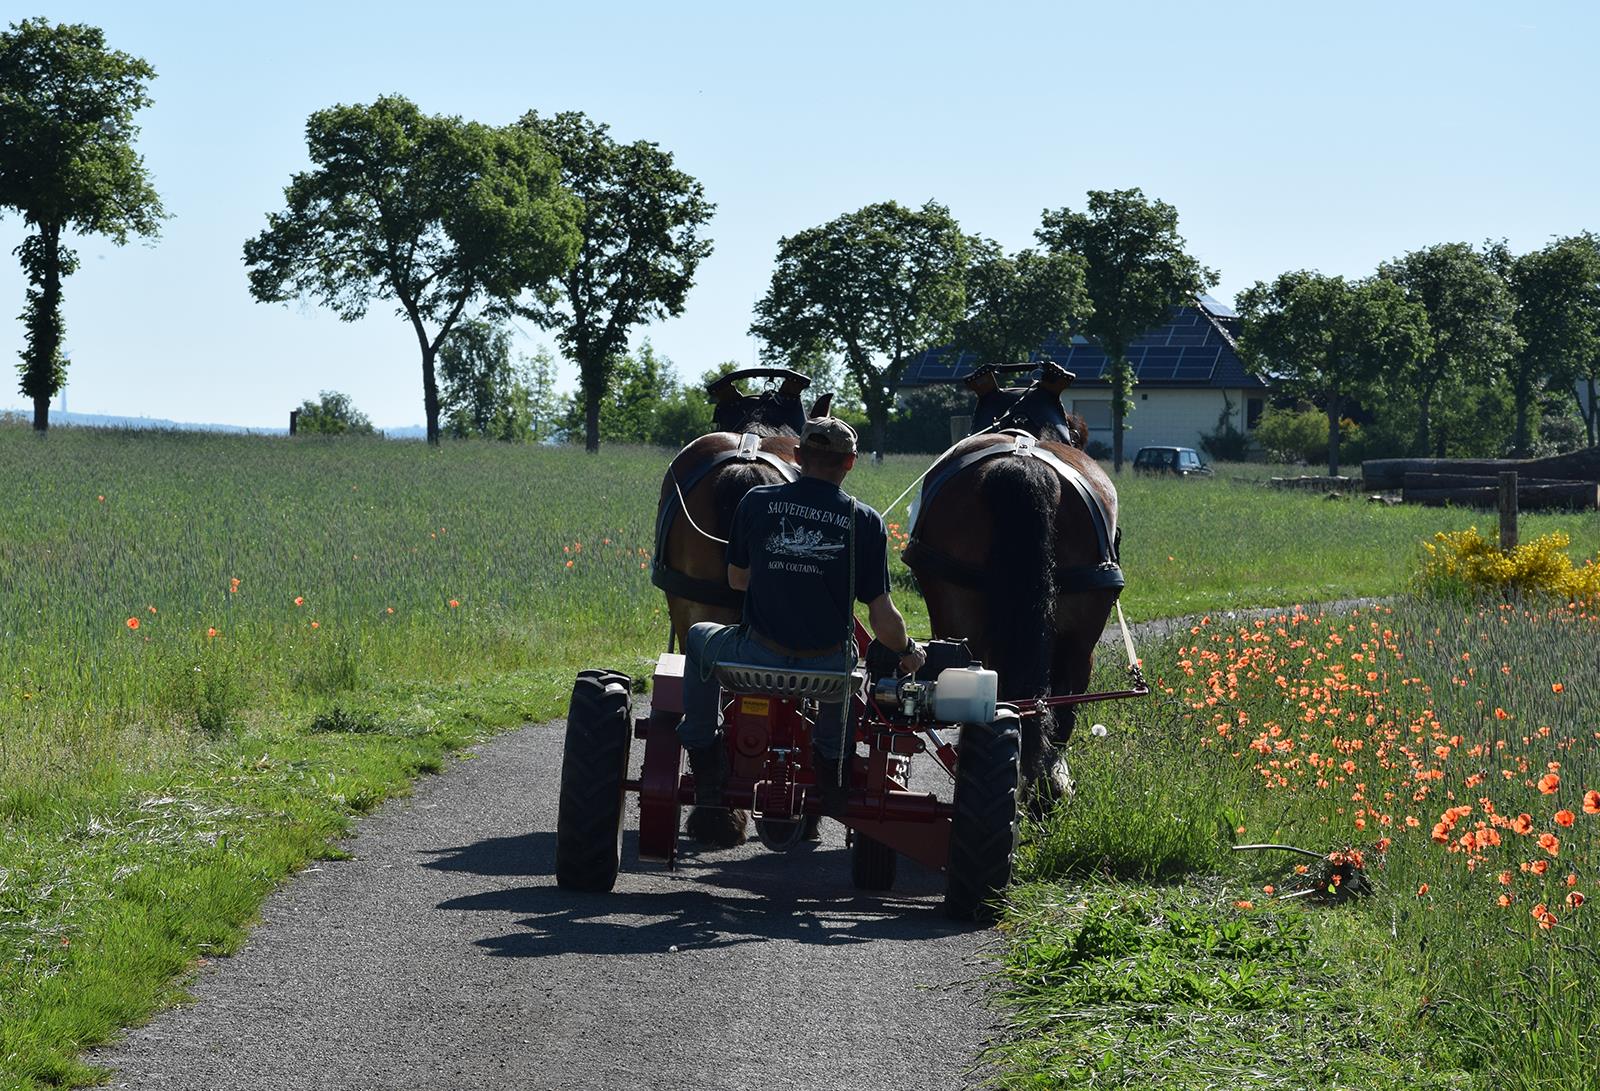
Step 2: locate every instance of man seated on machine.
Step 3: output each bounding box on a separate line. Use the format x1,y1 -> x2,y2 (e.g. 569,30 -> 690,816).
678,416 -> 928,846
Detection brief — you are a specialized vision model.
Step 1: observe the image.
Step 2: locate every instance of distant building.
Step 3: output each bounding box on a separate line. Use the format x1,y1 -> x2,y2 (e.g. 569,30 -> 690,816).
901,294 -> 1269,453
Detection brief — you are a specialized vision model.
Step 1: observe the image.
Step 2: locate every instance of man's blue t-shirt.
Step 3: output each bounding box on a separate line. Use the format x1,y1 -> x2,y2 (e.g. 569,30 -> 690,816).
727,476 -> 890,651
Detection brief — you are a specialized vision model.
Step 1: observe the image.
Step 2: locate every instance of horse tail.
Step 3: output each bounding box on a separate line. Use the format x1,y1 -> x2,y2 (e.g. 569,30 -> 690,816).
983,456 -> 1060,730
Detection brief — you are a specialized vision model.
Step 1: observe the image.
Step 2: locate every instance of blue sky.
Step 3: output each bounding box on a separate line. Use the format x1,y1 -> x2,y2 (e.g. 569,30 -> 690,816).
3,1 -> 1595,428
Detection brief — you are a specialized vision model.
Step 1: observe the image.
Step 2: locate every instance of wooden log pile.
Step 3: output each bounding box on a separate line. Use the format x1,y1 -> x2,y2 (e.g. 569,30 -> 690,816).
1362,447 -> 1600,511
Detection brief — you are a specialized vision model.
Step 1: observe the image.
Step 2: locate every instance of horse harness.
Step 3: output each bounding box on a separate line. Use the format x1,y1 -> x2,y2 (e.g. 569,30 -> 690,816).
902,430 -> 1125,594
650,432 -> 800,609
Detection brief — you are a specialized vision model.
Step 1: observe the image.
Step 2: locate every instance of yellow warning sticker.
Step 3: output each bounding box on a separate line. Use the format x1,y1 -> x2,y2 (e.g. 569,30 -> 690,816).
740,696 -> 770,716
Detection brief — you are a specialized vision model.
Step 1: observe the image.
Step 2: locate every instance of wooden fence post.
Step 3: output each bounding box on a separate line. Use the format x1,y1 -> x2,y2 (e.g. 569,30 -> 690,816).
289,409 -> 299,436
1498,471 -> 1518,550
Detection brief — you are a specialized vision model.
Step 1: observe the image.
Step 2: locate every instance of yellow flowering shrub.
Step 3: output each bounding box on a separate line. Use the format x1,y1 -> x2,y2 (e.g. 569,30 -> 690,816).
1418,527 -> 1600,602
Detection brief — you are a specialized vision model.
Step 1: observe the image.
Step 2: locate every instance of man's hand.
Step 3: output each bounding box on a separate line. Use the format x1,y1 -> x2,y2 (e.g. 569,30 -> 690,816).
898,638 -> 927,676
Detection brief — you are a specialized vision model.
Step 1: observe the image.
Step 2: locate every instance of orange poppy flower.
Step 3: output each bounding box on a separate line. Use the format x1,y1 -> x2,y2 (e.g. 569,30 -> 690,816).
310,620 -> 320,630
206,627 -> 218,638
1538,832 -> 1560,856
147,605 -> 157,615
1551,682 -> 1564,693
385,607 -> 395,615
1530,859 -> 1550,876
1567,891 -> 1585,909
1584,790 -> 1600,815
1262,884 -> 1275,895
1539,773 -> 1560,795
1497,893 -> 1512,908
449,599 -> 460,608
1416,883 -> 1429,897
1555,810 -> 1575,828
1531,903 -> 1557,930
125,617 -> 140,630
1494,707 -> 1509,720
1234,900 -> 1254,910
1512,813 -> 1533,835
294,596 -> 305,607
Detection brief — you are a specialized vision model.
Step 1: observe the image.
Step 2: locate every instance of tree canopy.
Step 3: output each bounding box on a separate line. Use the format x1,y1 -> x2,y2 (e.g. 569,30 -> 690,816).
1379,241 -> 1518,456
954,241 -> 1090,367
1238,271 -> 1430,476
243,95 -> 582,444
295,390 -> 375,436
1036,188 -> 1215,471
1506,234 -> 1600,455
0,18 -> 164,432
516,111 -> 714,452
751,199 -> 969,456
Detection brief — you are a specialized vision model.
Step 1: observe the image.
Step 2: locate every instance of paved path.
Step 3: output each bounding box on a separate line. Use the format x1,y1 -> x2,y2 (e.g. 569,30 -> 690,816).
96,715 -> 993,1091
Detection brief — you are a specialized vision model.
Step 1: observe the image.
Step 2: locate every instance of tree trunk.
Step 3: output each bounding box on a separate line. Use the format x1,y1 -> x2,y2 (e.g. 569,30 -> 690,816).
1413,377 -> 1436,456
868,399 -> 887,463
1110,356 -> 1131,473
1586,375 -> 1598,447
1512,374 -> 1533,456
422,345 -> 441,446
1326,395 -> 1344,477
584,387 -> 601,454
20,224 -> 66,434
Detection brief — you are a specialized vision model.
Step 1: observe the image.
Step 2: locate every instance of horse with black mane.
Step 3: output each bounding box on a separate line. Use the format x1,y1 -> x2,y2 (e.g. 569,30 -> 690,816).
650,367 -> 831,844
902,360 -> 1124,806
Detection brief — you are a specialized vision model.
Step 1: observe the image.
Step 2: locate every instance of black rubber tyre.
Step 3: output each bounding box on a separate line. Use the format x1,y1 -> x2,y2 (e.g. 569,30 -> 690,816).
555,669 -> 633,892
943,711 -> 1022,922
850,833 -> 898,891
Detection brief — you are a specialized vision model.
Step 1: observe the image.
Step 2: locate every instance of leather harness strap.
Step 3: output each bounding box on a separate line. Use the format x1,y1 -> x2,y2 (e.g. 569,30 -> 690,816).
904,430 -> 1125,594
651,433 -> 800,609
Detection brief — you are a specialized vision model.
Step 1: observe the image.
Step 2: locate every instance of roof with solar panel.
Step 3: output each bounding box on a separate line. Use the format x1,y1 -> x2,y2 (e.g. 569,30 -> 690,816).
899,294 -> 1267,390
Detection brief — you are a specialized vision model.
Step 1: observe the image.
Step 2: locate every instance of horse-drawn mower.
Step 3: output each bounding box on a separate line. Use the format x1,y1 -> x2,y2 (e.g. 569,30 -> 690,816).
555,625 -> 1147,920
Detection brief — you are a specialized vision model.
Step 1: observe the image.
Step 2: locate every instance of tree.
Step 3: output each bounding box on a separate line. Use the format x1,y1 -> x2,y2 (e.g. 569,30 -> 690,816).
0,18 -> 165,433
1238,272 -> 1430,476
517,111 -> 714,453
752,200 -> 969,456
558,340 -> 677,444
244,96 -> 581,445
1507,234 -> 1600,455
296,390 -> 374,435
954,241 -> 1090,365
1036,189 -> 1215,471
1379,242 -> 1518,456
439,318 -> 515,439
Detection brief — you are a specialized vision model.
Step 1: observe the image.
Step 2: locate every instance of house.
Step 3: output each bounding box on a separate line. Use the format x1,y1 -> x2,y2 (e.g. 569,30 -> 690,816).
900,294 -> 1269,453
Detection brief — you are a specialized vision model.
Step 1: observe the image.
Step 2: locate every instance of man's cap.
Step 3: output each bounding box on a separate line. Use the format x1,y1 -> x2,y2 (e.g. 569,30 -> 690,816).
800,416 -> 857,454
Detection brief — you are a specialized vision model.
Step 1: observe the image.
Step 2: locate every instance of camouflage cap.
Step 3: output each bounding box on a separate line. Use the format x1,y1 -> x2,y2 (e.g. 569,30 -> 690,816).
799,416 -> 858,454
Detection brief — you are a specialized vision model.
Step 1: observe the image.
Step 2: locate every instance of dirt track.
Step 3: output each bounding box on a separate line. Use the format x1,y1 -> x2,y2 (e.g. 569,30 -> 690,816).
95,716 -> 991,1091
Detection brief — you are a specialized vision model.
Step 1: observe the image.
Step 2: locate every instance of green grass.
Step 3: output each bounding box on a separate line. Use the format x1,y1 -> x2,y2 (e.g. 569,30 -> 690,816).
999,594 -> 1600,1089
3,422 -> 1599,1088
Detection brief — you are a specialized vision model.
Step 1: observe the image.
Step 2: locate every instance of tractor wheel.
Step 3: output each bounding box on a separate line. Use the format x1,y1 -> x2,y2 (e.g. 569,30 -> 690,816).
555,669 -> 633,892
850,833 -> 897,891
943,711 -> 1021,922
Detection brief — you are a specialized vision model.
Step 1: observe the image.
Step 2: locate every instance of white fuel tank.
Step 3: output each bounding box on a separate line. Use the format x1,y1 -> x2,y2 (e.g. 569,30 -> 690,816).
933,666 -> 998,724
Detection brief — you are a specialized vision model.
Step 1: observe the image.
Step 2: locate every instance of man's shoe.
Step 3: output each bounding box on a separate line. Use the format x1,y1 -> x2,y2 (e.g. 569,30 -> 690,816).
684,743 -> 747,848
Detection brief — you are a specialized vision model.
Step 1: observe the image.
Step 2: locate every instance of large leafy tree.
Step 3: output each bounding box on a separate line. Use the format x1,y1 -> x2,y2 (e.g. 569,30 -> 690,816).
1507,234 -> 1600,455
954,241 -> 1090,365
751,199 -> 969,456
244,95 -> 581,445
438,318 -> 516,439
1238,271 -> 1431,476
1036,189 -> 1215,471
0,18 -> 164,433
295,390 -> 374,436
516,111 -> 714,453
1379,241 -> 1518,456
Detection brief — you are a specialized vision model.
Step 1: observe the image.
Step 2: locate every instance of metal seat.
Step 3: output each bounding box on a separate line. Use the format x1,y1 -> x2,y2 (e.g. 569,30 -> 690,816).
713,663 -> 865,703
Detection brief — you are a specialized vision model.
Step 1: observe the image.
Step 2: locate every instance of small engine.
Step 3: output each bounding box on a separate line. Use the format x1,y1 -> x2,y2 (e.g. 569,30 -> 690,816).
867,638 -> 998,724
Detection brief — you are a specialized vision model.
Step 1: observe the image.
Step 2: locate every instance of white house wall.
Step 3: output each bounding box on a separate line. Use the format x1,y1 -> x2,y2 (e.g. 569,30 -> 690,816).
1071,388 -> 1253,451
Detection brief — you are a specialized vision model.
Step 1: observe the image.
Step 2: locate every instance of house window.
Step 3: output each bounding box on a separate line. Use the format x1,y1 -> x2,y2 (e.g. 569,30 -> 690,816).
1246,397 -> 1264,429
1074,399 -> 1112,430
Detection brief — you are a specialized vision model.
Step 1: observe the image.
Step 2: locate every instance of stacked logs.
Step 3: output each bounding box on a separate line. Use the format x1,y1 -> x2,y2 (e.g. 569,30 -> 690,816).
1362,447 -> 1600,510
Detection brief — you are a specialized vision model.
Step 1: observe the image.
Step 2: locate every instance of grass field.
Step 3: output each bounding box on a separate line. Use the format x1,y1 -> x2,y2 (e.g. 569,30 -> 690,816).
3,422 -> 1599,1088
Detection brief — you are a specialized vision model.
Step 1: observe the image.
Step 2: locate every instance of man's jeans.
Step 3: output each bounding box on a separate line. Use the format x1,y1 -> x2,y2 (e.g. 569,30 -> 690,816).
678,622 -> 853,760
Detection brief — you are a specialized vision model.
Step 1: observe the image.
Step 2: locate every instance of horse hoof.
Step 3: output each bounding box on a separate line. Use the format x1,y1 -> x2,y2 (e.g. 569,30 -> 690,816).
686,806 -> 749,849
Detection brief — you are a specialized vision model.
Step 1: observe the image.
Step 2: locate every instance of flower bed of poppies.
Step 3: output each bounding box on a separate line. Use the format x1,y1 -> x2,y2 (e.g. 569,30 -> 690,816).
1002,588 -> 1599,1088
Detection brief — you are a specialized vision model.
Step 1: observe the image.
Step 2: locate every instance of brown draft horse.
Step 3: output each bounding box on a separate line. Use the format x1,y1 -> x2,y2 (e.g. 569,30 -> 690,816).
652,368 -> 830,650
903,364 -> 1123,805
651,369 -> 830,845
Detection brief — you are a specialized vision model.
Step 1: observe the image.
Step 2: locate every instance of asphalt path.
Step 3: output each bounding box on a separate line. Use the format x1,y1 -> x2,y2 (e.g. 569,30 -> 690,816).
95,710 -> 993,1091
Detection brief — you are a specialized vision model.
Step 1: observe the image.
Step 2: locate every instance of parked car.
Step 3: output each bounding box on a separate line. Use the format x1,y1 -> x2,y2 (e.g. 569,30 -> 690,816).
1133,446 -> 1212,476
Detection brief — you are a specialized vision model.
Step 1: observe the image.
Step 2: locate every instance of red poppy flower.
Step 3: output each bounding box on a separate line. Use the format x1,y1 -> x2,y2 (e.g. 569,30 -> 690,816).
126,617 -> 139,630
1555,810 -> 1575,828
1538,773 -> 1560,795
1567,891 -> 1585,909
1538,832 -> 1560,856
1583,790 -> 1600,816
